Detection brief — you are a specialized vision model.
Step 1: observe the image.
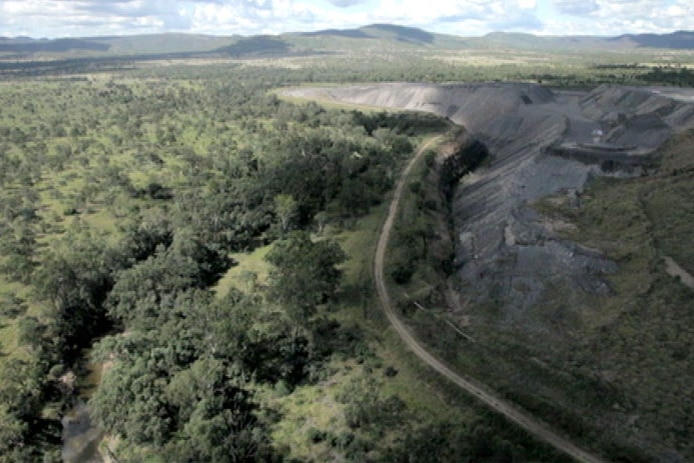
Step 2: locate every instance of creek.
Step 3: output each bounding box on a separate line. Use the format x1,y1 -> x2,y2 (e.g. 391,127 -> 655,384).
62,360 -> 107,463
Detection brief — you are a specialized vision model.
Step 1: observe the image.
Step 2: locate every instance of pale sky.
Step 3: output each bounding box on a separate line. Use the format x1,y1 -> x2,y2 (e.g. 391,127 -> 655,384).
0,0 -> 692,39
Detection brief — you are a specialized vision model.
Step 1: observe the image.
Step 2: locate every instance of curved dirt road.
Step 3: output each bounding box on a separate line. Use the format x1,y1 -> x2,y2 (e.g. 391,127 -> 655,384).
373,136 -> 608,463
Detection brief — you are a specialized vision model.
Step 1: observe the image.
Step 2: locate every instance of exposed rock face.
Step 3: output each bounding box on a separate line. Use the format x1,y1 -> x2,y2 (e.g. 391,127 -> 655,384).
437,136 -> 489,199
289,83 -> 694,326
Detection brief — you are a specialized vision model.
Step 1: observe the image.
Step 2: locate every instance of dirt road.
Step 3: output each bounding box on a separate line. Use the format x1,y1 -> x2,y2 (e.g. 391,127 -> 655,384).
664,256 -> 694,290
373,136 -> 608,463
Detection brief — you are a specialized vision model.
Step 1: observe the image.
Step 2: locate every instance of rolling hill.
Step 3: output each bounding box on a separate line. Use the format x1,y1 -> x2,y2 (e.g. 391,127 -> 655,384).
2,24 -> 694,62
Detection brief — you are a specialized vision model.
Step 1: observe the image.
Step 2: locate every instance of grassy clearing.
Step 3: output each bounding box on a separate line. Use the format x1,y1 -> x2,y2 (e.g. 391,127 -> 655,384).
330,197 -> 461,419
267,360 -> 352,461
0,279 -> 22,361
0,271 -> 39,366
275,85 -> 389,114
213,245 -> 272,298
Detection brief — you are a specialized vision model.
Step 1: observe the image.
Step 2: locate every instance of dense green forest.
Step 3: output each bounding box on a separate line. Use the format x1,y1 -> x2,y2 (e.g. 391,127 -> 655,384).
2,40 -> 694,462
0,62 -> 562,462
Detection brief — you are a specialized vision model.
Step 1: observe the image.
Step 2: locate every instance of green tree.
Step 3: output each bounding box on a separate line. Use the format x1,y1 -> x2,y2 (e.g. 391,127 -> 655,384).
163,386 -> 279,463
90,355 -> 173,446
273,194 -> 297,233
105,244 -> 204,328
0,406 -> 27,459
32,228 -> 128,356
264,231 -> 346,323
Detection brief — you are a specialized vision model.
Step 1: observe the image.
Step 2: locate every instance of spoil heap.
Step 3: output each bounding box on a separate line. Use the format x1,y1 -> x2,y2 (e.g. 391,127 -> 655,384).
292,83 -> 694,321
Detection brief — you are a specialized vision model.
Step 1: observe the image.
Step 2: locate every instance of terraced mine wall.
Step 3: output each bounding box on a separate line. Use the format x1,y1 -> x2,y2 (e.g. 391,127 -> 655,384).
289,83 -> 694,313
550,143 -> 658,172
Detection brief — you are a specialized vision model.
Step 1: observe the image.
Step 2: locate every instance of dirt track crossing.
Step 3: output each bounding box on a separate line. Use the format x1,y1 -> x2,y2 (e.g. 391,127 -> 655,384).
373,135 -> 609,463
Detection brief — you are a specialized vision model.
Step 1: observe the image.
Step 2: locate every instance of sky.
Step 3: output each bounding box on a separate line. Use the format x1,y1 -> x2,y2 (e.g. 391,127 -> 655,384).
0,0 -> 692,39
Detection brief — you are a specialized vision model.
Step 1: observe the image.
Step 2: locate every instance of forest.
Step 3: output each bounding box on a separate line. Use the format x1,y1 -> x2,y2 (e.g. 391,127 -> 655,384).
1,40 -> 693,462
0,61 -> 556,462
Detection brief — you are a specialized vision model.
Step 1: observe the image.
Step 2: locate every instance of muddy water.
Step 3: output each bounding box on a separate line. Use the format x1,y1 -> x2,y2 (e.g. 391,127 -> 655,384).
62,402 -> 104,463
62,361 -> 106,463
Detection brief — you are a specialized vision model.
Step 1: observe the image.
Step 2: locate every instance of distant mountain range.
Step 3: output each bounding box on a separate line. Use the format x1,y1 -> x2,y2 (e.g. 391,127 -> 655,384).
1,24 -> 693,60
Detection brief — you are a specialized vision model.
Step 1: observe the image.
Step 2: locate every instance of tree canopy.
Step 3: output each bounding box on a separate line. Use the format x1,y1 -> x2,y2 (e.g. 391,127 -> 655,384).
265,231 -> 347,323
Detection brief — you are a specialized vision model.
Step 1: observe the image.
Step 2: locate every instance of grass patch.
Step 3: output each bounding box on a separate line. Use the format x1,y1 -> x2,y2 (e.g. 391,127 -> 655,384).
523,130 -> 694,460
267,360 -> 352,461
0,274 -> 37,370
214,245 -> 272,298
276,86 -> 388,114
